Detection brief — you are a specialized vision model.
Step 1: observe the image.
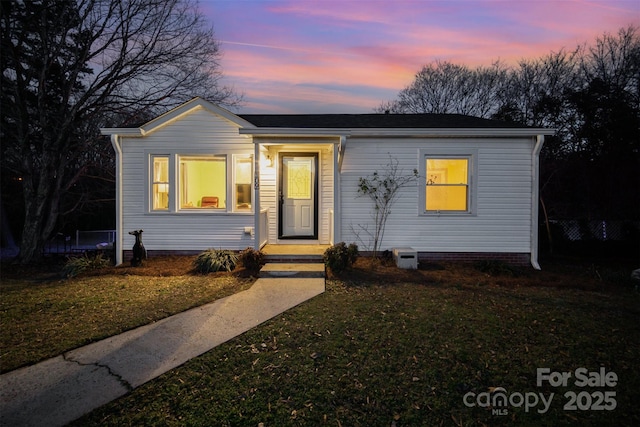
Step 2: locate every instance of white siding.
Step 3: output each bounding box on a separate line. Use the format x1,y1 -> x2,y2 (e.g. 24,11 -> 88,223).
120,106 -> 255,252
339,137 -> 535,254
319,146 -> 335,244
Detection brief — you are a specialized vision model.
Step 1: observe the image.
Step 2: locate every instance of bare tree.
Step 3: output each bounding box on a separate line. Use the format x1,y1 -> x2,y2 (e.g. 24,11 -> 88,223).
377,26 -> 639,254
1,0 -> 240,264
354,156 -> 418,258
376,60 -> 508,118
580,26 -> 640,99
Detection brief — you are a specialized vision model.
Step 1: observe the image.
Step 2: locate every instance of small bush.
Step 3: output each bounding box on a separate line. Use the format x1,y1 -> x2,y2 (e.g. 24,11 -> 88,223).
62,253 -> 110,278
194,249 -> 238,274
239,247 -> 265,273
323,242 -> 359,274
476,259 -> 516,277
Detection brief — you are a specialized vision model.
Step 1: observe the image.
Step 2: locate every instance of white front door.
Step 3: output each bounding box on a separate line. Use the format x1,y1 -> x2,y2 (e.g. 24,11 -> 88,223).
279,153 -> 318,239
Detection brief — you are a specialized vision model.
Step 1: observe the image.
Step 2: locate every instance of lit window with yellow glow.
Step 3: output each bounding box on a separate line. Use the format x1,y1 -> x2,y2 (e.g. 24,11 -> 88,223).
425,158 -> 469,211
152,156 -> 169,210
234,156 -> 253,211
179,157 -> 226,209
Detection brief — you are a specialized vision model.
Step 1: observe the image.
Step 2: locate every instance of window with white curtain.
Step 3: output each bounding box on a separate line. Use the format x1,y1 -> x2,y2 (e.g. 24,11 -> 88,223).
151,156 -> 169,210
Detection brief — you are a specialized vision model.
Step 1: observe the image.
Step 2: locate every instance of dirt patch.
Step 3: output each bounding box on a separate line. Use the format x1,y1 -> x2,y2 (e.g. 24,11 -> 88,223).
101,255 -> 198,276
332,256 -> 635,292
1,254 -> 255,282
3,253 -> 635,291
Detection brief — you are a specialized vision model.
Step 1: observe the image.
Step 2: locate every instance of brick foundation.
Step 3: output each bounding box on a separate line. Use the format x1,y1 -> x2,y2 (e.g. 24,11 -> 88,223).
418,252 -> 531,266
122,250 -> 532,267
122,249 -> 201,263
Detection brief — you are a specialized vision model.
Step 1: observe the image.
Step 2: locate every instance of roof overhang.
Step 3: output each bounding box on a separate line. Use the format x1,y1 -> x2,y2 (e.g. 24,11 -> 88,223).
100,127 -> 144,137
240,127 -> 555,138
239,128 -> 348,138
100,97 -> 255,137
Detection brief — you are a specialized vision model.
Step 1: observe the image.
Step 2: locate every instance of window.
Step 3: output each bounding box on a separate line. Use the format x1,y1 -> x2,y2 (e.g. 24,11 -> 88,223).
421,154 -> 473,213
179,156 -> 226,209
151,156 -> 169,210
234,156 -> 253,211
148,154 -> 254,213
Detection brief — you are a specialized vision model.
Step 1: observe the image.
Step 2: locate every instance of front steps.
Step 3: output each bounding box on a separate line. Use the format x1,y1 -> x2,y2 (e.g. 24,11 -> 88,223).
261,244 -> 328,264
259,263 -> 325,279
263,253 -> 324,263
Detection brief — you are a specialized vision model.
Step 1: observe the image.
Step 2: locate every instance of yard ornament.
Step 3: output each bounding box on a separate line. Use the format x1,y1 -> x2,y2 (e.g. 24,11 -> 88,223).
128,229 -> 146,267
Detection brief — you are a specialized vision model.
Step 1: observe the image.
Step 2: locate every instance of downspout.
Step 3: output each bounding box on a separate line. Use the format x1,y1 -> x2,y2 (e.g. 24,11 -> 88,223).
111,134 -> 124,265
530,134 -> 545,270
338,135 -> 347,172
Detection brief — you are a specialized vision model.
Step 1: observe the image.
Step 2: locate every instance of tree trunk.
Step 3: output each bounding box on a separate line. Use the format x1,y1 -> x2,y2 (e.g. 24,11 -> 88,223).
17,170 -> 61,265
18,215 -> 45,264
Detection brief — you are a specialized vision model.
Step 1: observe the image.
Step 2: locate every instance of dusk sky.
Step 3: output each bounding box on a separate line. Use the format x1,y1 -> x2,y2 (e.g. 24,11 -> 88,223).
199,0 -> 640,114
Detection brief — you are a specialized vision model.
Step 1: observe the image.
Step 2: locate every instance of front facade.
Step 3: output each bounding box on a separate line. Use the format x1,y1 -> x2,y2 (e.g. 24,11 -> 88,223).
101,98 -> 552,268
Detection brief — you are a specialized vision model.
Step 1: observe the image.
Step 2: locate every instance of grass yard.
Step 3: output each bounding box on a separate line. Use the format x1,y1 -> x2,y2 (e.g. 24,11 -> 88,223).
2,254 -> 639,426
0,256 -> 255,373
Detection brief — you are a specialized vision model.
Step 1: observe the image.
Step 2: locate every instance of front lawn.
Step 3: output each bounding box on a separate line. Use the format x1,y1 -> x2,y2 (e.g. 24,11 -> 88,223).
0,256 -> 255,373
2,255 -> 639,425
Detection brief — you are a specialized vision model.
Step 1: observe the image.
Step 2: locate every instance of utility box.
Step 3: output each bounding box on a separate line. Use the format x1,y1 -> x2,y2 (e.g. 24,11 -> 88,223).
393,247 -> 417,269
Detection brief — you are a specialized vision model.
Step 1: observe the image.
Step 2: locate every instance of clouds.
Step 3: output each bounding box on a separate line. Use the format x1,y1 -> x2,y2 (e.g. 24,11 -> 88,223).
201,0 -> 639,113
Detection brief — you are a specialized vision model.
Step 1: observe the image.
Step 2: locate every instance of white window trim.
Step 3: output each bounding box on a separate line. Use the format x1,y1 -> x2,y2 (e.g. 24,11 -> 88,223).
418,148 -> 478,216
232,154 -> 254,213
177,154 -> 227,211
147,153 -> 174,213
146,152 -> 254,214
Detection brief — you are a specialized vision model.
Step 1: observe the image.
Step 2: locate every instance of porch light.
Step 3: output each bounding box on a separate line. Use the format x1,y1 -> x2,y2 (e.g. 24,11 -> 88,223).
261,153 -> 273,168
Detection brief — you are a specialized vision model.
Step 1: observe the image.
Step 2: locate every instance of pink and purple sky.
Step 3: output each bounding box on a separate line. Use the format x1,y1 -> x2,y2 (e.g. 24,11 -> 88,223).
199,0 -> 640,114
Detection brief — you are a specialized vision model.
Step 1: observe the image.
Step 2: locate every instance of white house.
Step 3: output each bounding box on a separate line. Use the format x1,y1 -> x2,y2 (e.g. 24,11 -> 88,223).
101,97 -> 553,268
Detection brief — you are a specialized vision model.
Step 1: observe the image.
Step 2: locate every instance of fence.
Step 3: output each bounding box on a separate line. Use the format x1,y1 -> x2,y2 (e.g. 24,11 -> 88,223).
549,220 -> 640,242
43,229 -> 116,255
75,229 -> 116,249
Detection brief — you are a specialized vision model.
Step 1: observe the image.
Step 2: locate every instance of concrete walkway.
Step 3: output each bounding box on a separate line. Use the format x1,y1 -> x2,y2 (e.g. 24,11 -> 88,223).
0,269 -> 325,427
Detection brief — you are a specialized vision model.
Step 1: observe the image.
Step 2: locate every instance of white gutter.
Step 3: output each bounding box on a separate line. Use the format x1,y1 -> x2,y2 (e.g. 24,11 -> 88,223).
110,134 -> 124,265
530,134 -> 545,270
337,135 -> 348,172
239,128 -> 347,137
101,128 -> 143,137
240,127 -> 553,138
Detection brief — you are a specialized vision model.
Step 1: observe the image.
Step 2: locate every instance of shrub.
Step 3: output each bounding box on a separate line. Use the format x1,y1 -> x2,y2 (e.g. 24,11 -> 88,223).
323,242 -> 359,274
62,253 -> 110,278
239,247 -> 265,273
194,249 -> 238,274
347,242 -> 359,265
476,259 -> 516,277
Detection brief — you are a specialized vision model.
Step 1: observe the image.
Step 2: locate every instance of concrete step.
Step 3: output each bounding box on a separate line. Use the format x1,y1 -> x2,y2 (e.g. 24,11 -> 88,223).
259,263 -> 325,278
263,254 -> 323,263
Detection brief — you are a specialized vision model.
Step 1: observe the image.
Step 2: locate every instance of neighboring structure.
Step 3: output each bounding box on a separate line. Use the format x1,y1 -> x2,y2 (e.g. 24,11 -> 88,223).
101,97 -> 553,268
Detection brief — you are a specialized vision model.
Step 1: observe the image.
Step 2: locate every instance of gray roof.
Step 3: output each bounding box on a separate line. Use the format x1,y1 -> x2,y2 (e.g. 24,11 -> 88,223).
238,113 -> 528,129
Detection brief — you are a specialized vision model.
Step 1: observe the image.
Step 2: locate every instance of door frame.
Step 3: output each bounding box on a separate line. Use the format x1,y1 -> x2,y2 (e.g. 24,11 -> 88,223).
278,152 -> 319,240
